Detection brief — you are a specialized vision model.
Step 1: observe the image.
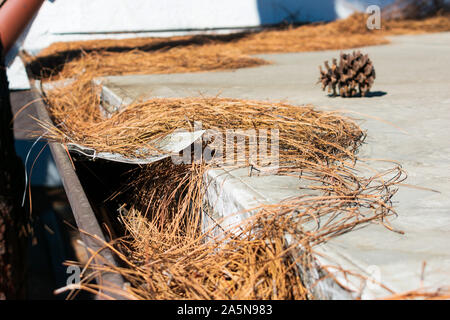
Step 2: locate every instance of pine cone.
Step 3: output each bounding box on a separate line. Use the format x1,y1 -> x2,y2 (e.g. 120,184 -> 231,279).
319,51 -> 376,97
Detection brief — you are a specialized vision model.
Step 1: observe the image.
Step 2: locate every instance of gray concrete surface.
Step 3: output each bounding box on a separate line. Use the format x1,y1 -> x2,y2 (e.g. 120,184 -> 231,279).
100,32 -> 450,299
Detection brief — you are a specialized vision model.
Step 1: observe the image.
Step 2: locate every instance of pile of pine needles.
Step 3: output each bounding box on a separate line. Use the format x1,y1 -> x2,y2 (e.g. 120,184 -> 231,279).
40,76 -> 364,163
33,11 -> 450,300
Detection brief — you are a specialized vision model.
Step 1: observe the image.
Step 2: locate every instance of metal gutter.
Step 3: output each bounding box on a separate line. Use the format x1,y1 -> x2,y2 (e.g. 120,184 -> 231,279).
32,89 -> 127,299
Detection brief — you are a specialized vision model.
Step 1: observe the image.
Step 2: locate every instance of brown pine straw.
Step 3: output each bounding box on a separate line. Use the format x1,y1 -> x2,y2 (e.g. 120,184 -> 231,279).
39,76 -> 365,163
25,13 -> 450,80
382,286 -> 450,300
38,76 -> 420,300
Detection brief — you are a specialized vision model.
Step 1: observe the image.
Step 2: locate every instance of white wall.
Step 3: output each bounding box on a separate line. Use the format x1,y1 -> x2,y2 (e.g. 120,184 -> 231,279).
19,0 -> 395,55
